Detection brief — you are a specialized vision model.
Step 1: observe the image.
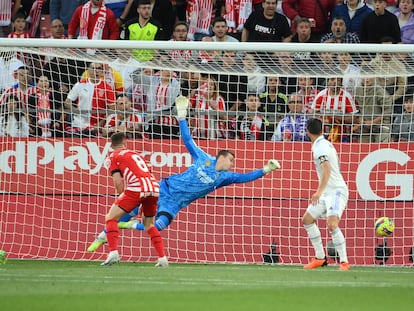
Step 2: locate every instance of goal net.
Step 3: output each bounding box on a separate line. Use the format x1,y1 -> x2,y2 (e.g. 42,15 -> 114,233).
0,39 -> 413,266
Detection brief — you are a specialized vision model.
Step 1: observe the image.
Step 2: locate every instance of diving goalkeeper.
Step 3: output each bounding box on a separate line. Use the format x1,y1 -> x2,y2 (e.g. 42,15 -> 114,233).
88,96 -> 280,252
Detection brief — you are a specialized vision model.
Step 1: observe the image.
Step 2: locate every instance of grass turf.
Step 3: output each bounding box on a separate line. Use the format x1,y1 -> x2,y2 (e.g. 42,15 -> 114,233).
0,260 -> 413,311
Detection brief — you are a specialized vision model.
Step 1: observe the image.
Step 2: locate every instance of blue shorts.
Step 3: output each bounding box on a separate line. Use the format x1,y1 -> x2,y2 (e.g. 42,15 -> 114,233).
156,179 -> 181,219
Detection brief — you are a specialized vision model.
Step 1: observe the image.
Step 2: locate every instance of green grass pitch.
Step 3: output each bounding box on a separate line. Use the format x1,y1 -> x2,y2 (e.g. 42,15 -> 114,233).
0,260 -> 413,311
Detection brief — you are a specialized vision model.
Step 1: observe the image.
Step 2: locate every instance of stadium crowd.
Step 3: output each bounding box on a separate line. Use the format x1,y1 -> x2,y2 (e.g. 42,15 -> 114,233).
1,0 -> 414,143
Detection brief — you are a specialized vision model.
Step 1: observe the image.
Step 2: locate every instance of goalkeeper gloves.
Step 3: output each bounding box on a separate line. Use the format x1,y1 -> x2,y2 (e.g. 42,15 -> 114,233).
263,160 -> 281,174
175,95 -> 189,119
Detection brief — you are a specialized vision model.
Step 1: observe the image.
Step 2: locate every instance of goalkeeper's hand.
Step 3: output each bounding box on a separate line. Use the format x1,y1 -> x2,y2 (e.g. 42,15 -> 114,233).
263,160 -> 281,174
175,95 -> 189,119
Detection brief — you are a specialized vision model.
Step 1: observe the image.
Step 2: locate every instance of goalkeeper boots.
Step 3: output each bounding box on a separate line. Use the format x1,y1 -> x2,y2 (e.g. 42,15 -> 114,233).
101,250 -> 120,266
339,262 -> 350,271
155,256 -> 169,268
118,220 -> 138,229
87,237 -> 107,252
303,257 -> 328,269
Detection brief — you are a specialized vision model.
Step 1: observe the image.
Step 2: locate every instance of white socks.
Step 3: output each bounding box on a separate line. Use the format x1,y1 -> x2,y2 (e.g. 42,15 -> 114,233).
331,227 -> 348,263
304,223 -> 325,259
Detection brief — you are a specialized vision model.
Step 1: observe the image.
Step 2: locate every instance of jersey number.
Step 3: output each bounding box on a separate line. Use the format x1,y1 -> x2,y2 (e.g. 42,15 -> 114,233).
131,154 -> 149,173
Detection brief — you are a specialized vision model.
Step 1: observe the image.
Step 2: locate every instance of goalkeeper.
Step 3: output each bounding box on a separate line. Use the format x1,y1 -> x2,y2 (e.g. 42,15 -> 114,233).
88,96 -> 280,251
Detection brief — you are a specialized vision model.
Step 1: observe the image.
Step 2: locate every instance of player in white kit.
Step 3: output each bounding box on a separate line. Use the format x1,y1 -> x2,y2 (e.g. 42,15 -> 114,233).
302,118 -> 350,271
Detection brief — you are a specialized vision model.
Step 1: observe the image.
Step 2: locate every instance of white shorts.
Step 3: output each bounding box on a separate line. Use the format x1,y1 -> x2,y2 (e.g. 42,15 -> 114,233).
306,189 -> 348,220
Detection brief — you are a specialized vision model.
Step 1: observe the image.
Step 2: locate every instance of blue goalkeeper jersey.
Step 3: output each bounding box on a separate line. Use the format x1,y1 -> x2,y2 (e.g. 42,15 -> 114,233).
157,120 -> 265,217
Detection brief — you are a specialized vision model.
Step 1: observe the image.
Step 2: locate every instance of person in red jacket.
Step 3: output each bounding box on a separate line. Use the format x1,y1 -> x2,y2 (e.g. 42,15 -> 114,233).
68,0 -> 119,40
282,0 -> 337,41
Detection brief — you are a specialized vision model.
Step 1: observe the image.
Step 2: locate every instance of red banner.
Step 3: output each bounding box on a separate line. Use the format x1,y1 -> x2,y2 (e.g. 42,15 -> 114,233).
0,138 -> 413,265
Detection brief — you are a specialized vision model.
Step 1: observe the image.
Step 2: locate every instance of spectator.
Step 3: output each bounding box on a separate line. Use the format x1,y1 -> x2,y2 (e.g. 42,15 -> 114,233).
190,77 -> 227,139
68,0 -> 119,40
50,0 -> 85,35
180,66 -> 203,98
289,17 -> 316,43
131,68 -> 181,138
242,0 -> 291,42
311,76 -> 359,142
101,94 -> 144,138
0,94 -> 30,137
122,0 -> 174,40
49,18 -> 66,38
242,53 -> 266,94
8,11 -> 30,38
271,93 -> 309,142
354,76 -> 393,142
0,52 -> 25,92
222,0 -> 253,40
336,52 -> 362,94
237,93 -> 270,140
0,0 -> 21,37
368,38 -> 407,113
272,51 -> 298,94
81,64 -> 125,96
27,75 -> 64,137
124,0 -> 165,62
282,0 -> 337,42
320,16 -> 361,43
0,65 -> 36,112
394,0 -> 414,44
360,0 -> 401,43
330,0 -> 372,37
64,62 -> 116,137
212,17 -> 239,42
169,21 -> 193,61
392,90 -> 414,141
198,36 -> 220,63
259,75 -> 289,130
217,51 -> 248,112
104,0 -> 128,19
297,76 -> 319,113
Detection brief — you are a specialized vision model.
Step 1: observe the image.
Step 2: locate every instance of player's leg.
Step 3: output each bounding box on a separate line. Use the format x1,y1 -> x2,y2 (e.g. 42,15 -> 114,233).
88,207 -> 140,252
327,192 -> 350,270
101,203 -> 125,266
302,202 -> 328,269
142,196 -> 168,267
119,211 -> 173,231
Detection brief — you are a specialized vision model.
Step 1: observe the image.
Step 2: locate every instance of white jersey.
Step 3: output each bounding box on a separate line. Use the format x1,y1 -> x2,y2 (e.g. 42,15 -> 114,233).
312,135 -> 348,192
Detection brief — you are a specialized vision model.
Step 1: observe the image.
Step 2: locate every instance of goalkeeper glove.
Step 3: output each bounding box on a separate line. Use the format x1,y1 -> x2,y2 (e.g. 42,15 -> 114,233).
263,160 -> 281,174
175,95 -> 189,119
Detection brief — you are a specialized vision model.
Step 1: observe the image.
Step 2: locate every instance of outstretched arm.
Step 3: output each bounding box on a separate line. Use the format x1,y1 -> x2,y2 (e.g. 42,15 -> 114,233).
176,96 -> 206,159
225,160 -> 281,185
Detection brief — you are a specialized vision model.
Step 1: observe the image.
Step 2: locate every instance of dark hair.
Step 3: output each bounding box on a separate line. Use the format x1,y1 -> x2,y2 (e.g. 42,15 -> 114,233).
12,11 -> 26,22
212,16 -> 227,27
111,132 -> 126,147
380,36 -> 397,44
138,0 -> 151,6
216,150 -> 235,161
173,21 -> 188,31
296,17 -> 311,27
306,118 -> 323,135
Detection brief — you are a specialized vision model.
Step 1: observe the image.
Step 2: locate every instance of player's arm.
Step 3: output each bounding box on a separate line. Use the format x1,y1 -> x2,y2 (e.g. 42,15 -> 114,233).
312,156 -> 330,205
175,96 -> 205,159
112,171 -> 124,195
225,160 -> 281,185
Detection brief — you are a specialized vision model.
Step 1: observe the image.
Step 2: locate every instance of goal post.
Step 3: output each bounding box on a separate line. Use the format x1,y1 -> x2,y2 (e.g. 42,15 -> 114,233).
0,39 -> 413,266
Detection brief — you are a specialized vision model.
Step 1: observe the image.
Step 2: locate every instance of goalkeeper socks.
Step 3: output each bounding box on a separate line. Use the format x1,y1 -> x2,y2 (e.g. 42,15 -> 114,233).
105,219 -> 119,251
133,215 -> 170,231
331,227 -> 348,263
147,226 -> 165,257
304,223 -> 325,259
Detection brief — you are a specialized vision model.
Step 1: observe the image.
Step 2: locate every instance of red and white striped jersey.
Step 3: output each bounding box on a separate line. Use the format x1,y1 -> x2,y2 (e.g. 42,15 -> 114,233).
311,88 -> 359,114
298,87 -> 319,113
187,0 -> 215,39
0,85 -> 37,109
8,32 -> 30,38
168,38 -> 193,61
0,1 -> 12,26
190,89 -> 227,139
104,108 -> 143,129
107,149 -> 159,194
